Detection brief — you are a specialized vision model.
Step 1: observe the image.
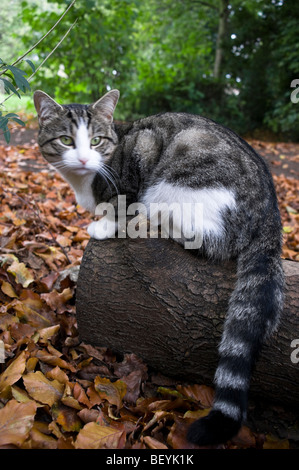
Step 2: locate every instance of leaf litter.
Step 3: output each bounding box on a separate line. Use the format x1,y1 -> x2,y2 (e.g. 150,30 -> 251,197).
0,137 -> 298,449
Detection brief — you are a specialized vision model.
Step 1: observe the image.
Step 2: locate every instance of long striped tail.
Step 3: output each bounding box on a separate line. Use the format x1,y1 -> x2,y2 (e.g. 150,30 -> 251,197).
187,235 -> 284,446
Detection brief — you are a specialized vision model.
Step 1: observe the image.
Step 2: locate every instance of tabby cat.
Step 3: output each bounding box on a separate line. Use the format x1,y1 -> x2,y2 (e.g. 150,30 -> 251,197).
34,89 -> 284,446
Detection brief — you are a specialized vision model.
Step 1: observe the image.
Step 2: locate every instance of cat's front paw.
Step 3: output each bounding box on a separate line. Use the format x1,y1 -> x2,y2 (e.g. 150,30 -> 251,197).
87,218 -> 117,240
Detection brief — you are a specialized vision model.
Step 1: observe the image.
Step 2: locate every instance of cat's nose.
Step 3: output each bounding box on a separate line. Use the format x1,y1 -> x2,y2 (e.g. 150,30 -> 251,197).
79,158 -> 88,165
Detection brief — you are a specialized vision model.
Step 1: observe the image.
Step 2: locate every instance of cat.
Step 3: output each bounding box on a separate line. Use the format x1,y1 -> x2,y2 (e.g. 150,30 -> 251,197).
33,89 -> 284,446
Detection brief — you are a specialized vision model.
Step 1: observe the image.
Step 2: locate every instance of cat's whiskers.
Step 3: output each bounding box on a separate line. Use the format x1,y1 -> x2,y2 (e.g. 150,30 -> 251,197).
103,164 -> 120,191
98,164 -> 119,195
52,161 -> 73,172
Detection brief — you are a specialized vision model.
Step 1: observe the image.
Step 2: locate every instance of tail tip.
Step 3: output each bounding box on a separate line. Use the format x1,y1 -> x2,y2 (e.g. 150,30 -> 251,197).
187,410 -> 241,446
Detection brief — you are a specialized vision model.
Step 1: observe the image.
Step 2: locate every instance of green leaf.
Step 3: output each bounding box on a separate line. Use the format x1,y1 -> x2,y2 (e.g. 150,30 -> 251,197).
5,65 -> 30,92
5,65 -> 27,77
2,126 -> 10,144
24,59 -> 35,72
4,113 -> 19,118
0,117 -> 9,128
11,117 -> 25,126
0,78 -> 21,98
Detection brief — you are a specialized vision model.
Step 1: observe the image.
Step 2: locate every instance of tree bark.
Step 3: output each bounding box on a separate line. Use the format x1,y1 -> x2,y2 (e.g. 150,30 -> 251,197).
213,0 -> 229,79
76,235 -> 299,407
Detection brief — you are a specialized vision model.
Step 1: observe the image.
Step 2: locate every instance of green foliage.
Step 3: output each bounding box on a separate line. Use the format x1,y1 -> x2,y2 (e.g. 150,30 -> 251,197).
0,59 -> 33,143
16,0 -> 299,139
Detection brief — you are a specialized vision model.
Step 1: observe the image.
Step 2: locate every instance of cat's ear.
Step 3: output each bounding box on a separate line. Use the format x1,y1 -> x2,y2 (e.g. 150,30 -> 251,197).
34,90 -> 63,124
91,89 -> 119,122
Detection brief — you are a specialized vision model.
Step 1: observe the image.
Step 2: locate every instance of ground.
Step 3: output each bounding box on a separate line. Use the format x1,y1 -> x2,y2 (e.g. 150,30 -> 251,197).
0,118 -> 298,449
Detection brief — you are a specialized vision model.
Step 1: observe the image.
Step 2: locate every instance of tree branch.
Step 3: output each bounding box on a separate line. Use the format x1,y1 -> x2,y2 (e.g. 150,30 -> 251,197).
0,0 -> 77,77
0,19 -> 78,107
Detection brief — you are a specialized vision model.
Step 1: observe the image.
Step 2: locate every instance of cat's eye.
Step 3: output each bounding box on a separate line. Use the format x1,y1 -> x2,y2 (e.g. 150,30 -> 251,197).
90,136 -> 102,147
60,135 -> 74,146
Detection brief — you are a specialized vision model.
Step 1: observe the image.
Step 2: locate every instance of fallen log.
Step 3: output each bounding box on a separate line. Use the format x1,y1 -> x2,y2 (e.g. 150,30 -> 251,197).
76,235 -> 299,407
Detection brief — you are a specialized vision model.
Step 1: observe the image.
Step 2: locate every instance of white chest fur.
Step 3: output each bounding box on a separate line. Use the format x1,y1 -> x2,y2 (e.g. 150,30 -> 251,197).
141,180 -> 236,240
63,172 -> 97,213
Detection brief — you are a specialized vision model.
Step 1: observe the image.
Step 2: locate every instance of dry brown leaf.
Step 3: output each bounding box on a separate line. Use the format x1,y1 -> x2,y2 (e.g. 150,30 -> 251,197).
167,417 -> 202,449
0,350 -> 27,398
177,384 -> 214,408
52,404 -> 83,432
75,422 -> 126,449
0,399 -> 36,447
41,288 -> 73,314
38,324 -> 60,342
1,281 -> 18,298
7,260 -> 34,287
23,371 -> 64,406
231,425 -> 256,447
20,289 -> 44,310
24,426 -> 58,449
144,435 -> 168,449
73,382 -> 93,408
94,376 -> 127,410
263,434 -> 290,449
46,366 -> 69,384
34,349 -> 76,371
11,385 -> 43,406
61,383 -> 83,410
77,408 -> 101,424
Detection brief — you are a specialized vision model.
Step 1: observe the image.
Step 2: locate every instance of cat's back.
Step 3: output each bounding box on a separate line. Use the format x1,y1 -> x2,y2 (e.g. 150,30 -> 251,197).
120,111 -> 261,166
116,112 -> 270,190
127,111 -> 217,142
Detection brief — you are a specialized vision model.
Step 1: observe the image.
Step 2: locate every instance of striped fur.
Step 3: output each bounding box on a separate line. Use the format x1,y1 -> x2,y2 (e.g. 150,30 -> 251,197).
34,89 -> 284,445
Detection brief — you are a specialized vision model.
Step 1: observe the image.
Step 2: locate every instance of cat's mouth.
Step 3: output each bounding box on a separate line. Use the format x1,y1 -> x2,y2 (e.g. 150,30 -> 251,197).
72,167 -> 95,176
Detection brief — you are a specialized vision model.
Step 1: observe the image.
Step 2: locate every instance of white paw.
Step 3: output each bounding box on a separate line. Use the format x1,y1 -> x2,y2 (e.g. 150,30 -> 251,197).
87,218 -> 117,240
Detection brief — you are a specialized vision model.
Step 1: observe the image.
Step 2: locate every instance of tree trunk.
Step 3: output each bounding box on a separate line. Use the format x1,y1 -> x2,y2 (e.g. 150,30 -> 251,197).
76,235 -> 299,408
213,0 -> 229,79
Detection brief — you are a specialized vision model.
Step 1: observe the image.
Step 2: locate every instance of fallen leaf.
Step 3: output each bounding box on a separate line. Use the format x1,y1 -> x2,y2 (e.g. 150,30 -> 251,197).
0,351 -> 27,398
25,426 -> 58,449
61,383 -> 82,410
46,366 -> 69,385
231,425 -> 256,447
34,349 -> 75,371
52,404 -> 83,432
0,399 -> 36,447
77,408 -> 101,424
283,226 -> 293,233
183,408 -> 210,420
176,384 -> 214,408
41,288 -> 73,314
73,382 -> 93,408
20,289 -> 44,310
167,417 -> 201,449
7,260 -> 34,287
38,324 -> 60,342
94,376 -> 127,410
75,422 -> 126,449
144,435 -> 168,449
23,371 -> 64,406
11,385 -> 38,405
1,281 -> 18,298
263,434 -> 290,449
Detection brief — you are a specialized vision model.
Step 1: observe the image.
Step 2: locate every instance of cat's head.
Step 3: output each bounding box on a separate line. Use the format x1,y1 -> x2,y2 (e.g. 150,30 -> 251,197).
33,89 -> 119,177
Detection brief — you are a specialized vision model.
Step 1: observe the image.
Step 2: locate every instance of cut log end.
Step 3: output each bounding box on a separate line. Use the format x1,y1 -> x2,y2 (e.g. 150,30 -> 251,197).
76,235 -> 299,407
